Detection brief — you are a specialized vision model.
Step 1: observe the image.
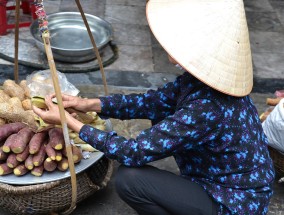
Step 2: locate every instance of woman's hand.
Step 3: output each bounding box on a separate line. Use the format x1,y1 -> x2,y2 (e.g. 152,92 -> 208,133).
61,94 -> 102,113
32,95 -> 68,125
33,95 -> 85,133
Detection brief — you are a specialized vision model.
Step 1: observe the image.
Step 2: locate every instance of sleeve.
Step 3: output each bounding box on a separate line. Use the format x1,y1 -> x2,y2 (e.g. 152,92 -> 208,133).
98,74 -> 183,121
79,99 -> 222,167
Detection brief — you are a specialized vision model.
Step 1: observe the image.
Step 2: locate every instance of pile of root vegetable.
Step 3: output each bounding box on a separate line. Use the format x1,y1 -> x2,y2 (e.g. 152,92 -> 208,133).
259,90 -> 284,122
0,79 -> 106,177
0,123 -> 82,176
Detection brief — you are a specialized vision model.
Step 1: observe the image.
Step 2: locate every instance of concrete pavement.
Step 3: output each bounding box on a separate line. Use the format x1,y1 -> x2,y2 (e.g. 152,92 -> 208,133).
0,0 -> 284,214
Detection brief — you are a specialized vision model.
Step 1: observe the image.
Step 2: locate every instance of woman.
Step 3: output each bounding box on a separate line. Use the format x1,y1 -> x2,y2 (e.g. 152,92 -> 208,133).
33,0 -> 275,214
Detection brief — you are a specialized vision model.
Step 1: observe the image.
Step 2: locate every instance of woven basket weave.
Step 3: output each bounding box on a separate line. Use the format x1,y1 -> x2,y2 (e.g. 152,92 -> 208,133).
0,156 -> 113,215
268,146 -> 284,175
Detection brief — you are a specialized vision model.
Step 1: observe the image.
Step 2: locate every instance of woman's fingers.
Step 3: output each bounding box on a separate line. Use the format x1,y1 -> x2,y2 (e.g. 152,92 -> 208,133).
44,95 -> 56,110
32,105 -> 52,123
32,105 -> 44,117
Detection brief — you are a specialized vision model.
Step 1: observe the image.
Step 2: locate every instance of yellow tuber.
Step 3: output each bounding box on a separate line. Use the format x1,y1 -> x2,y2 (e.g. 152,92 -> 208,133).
3,80 -> 25,101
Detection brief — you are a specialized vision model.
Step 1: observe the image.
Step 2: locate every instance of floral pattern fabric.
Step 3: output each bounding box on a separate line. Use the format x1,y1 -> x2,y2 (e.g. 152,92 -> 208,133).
79,72 -> 275,214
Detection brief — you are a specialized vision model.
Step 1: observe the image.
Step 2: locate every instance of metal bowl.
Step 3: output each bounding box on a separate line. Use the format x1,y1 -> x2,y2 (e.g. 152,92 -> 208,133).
30,12 -> 113,63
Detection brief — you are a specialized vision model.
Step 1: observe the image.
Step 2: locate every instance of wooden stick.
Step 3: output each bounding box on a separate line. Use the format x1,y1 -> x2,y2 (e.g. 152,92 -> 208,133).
42,33 -> 77,213
33,0 -> 77,211
75,0 -> 109,96
14,0 -> 21,83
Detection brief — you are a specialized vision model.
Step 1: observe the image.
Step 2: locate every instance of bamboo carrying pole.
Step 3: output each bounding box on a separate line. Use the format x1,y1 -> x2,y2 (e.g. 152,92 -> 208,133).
14,0 -> 20,83
75,0 -> 109,96
42,34 -> 77,214
34,1 -> 77,213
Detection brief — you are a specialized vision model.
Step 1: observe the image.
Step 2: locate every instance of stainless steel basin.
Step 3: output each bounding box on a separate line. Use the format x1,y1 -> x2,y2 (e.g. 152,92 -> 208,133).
30,12 -> 113,63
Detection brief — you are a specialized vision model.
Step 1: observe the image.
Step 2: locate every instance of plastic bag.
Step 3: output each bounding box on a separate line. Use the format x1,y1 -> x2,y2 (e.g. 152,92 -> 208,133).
262,98 -> 284,152
26,70 -> 79,98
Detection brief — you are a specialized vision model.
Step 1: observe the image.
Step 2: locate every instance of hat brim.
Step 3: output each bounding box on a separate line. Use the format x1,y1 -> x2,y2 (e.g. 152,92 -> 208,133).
146,0 -> 253,97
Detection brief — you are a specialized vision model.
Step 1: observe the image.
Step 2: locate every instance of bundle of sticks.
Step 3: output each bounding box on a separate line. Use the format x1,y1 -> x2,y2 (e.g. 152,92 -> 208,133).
260,90 -> 284,122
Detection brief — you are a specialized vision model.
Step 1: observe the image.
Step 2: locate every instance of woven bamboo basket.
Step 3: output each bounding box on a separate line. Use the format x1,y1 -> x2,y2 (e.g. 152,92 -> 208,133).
268,146 -> 284,175
0,156 -> 113,215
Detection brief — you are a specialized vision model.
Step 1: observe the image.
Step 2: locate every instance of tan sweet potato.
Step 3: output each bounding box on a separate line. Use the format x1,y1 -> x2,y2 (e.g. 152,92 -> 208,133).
31,165 -> 44,177
29,131 -> 48,154
45,142 -> 56,160
0,103 -> 39,132
16,145 -> 30,162
0,163 -> 13,175
3,79 -> 25,101
57,157 -> 68,171
19,80 -> 31,98
14,164 -> 29,176
22,99 -> 32,110
0,90 -> 11,103
25,154 -> 34,170
32,144 -> 46,167
44,157 -> 57,172
7,153 -> 20,168
0,122 -> 26,142
48,128 -> 64,150
11,127 -> 34,154
8,97 -> 24,111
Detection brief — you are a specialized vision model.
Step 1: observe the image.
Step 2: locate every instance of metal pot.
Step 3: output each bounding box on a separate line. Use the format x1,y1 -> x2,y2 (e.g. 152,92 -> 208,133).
30,12 -> 113,63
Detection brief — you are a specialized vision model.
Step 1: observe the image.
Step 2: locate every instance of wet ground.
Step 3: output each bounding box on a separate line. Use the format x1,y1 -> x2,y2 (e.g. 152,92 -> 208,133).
0,0 -> 284,214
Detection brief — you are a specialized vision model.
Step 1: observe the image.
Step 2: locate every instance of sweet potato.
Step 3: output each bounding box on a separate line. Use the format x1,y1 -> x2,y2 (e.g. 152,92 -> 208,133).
3,79 -> 25,101
55,151 -> 62,162
9,97 -> 24,111
11,127 -> 34,154
32,144 -> 46,167
2,133 -> 17,153
25,154 -> 34,170
7,153 -> 20,168
22,99 -> 32,110
57,157 -> 69,171
31,165 -> 44,177
0,122 -> 26,142
0,146 -> 8,161
72,145 -> 83,164
19,80 -> 30,98
48,128 -> 64,150
61,145 -> 67,157
45,142 -> 56,160
16,145 -> 30,162
0,90 -> 11,103
0,103 -> 39,132
44,157 -> 57,172
14,164 -> 29,176
29,131 -> 48,154
0,163 -> 13,175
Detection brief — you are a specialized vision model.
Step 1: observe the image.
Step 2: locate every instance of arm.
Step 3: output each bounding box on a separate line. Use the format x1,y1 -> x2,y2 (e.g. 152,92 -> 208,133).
99,74 -> 184,121
79,99 -> 222,166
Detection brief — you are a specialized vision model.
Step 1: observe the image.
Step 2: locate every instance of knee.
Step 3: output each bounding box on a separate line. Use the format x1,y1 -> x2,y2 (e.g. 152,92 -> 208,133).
115,165 -> 144,198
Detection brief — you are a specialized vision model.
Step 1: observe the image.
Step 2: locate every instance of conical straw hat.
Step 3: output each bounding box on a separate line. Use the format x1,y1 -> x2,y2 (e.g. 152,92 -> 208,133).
146,0 -> 253,97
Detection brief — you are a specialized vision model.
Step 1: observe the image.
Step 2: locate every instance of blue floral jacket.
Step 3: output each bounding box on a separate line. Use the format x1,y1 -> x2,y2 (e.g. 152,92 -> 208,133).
79,72 -> 275,214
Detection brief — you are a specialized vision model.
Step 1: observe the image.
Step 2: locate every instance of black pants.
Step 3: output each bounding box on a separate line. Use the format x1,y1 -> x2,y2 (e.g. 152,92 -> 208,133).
115,165 -> 219,215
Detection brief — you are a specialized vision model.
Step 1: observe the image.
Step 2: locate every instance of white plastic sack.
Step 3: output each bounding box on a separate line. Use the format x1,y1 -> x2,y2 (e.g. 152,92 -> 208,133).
262,98 -> 284,152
